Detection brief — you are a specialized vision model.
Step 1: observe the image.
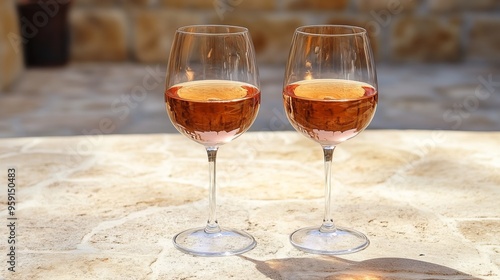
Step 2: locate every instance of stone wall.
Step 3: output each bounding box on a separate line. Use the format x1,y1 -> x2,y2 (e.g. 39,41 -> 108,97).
2,0 -> 500,70
0,0 -> 24,90
68,0 -> 500,65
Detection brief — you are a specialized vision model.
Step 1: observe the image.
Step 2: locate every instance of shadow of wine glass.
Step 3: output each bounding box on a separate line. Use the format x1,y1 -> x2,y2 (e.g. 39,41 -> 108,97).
240,255 -> 483,280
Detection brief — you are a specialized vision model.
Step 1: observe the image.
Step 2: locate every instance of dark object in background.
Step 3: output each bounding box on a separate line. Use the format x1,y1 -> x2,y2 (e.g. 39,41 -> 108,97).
17,0 -> 72,67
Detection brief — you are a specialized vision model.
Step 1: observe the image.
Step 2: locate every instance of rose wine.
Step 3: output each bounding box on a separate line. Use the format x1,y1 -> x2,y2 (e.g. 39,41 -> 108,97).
166,80 -> 260,146
283,79 -> 378,145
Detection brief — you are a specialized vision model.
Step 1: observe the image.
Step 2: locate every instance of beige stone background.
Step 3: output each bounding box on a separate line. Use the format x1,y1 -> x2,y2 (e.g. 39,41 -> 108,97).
0,0 -> 500,137
51,0 -> 500,64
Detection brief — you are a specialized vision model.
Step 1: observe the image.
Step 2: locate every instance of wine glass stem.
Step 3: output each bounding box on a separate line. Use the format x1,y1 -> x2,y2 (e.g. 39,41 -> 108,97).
320,146 -> 337,233
205,146 -> 221,234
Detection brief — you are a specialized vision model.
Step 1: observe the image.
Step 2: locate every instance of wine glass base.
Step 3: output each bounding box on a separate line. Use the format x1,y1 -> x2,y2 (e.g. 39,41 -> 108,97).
290,226 -> 369,255
173,227 -> 256,257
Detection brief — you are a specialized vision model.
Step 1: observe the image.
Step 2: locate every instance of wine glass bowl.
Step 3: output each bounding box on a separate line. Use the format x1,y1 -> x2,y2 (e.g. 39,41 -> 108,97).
165,25 -> 259,256
166,80 -> 260,146
283,25 -> 378,255
283,79 -> 378,146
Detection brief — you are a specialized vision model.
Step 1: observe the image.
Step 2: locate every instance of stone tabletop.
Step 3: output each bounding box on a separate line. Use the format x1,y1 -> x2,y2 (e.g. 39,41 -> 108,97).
0,130 -> 499,279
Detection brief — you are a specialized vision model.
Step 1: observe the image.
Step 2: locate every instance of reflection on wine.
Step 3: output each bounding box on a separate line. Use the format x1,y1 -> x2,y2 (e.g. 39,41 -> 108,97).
166,80 -> 260,146
284,79 -> 378,145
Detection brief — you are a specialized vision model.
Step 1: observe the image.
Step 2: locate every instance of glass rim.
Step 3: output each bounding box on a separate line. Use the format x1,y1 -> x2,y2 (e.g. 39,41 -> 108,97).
295,25 -> 367,37
176,24 -> 249,36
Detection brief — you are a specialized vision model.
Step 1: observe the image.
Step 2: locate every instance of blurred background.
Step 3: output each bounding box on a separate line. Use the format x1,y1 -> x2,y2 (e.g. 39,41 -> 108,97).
0,0 -> 499,138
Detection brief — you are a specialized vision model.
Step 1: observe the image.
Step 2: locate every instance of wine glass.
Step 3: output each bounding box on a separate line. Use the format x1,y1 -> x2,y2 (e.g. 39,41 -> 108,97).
283,25 -> 378,254
165,25 -> 260,256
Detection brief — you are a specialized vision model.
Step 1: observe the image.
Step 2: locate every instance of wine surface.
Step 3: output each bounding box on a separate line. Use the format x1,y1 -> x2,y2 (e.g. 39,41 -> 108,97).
166,80 -> 260,146
283,79 -> 377,145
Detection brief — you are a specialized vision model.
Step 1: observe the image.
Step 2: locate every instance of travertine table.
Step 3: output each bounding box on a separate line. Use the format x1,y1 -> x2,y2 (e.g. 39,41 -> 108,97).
0,130 -> 498,279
